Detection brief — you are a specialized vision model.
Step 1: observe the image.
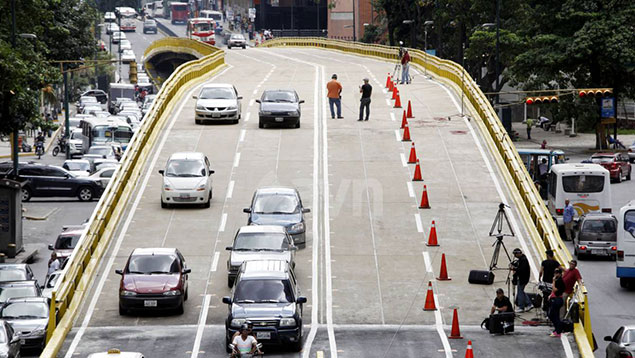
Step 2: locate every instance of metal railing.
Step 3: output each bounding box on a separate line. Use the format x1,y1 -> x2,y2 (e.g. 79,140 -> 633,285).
260,37 -> 595,356
40,38 -> 225,358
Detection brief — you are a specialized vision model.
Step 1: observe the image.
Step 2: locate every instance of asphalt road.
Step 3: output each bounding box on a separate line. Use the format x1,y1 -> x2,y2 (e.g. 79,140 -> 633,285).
54,47 -> 573,357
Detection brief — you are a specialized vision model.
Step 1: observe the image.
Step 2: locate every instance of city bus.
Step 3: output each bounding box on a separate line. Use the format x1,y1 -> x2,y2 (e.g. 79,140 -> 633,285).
200,10 -> 223,34
169,2 -> 189,24
186,18 -> 216,45
79,117 -> 134,153
617,200 -> 635,288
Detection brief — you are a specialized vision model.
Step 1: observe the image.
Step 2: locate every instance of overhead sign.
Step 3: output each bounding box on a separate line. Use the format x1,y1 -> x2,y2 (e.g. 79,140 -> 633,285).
248,7 -> 256,19
601,97 -> 615,118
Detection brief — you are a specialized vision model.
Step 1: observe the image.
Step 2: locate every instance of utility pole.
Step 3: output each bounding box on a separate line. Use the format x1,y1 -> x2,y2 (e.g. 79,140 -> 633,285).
10,0 -> 19,179
63,66 -> 70,159
495,0 -> 501,107
352,0 -> 356,41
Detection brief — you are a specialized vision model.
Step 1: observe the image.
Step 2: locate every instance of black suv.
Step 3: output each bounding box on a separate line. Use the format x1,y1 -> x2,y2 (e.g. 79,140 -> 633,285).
222,260 -> 306,352
0,162 -> 103,201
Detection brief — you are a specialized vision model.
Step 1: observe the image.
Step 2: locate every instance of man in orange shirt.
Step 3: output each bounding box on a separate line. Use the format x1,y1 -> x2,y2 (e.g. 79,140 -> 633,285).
327,74 -> 343,119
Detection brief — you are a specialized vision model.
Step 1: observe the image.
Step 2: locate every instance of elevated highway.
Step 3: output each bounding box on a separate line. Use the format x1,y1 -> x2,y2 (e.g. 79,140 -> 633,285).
42,39 -> 593,357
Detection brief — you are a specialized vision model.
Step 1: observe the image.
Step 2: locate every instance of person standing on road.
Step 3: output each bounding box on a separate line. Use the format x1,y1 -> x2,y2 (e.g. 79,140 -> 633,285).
400,49 -> 411,85
539,250 -> 560,285
511,248 -> 532,313
48,252 -> 60,276
548,268 -> 566,337
563,199 -> 575,241
358,78 -> 372,121
327,74 -> 343,119
561,259 -> 583,317
526,118 -> 535,139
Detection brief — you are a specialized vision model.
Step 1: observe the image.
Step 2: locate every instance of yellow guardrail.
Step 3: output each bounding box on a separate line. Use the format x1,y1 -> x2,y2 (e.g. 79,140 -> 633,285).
261,37 -> 594,356
40,38 -> 225,358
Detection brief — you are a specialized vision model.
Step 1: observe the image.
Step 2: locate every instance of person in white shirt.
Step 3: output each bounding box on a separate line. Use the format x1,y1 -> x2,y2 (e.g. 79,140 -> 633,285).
231,324 -> 259,357
48,252 -> 60,276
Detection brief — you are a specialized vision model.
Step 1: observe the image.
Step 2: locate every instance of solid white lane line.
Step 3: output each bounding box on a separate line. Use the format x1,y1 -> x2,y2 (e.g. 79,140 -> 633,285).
433,290 -> 453,358
233,152 -> 241,167
390,112 -> 396,121
191,294 -> 211,356
395,130 -> 401,142
245,112 -> 251,122
252,89 -> 257,94
210,252 -> 220,272
407,182 -> 415,198
249,99 -> 254,107
386,98 -> 392,106
561,334 -> 574,358
239,129 -> 246,142
422,251 -> 433,273
219,213 -> 227,232
226,180 -> 234,199
415,213 -> 423,233
400,153 -> 407,167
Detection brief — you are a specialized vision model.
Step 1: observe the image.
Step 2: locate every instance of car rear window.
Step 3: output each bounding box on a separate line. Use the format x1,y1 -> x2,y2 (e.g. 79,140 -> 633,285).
55,233 -> 82,249
0,286 -> 37,302
127,254 -> 180,274
0,270 -> 27,282
582,220 -> 616,234
234,233 -> 289,250
562,175 -> 604,193
591,156 -> 615,163
234,279 -> 294,303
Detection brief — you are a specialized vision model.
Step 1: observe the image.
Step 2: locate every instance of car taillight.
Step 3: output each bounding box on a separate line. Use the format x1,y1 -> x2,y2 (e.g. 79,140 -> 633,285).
602,208 -> 612,213
556,209 -> 564,215
611,162 -> 619,169
629,148 -> 633,153
611,246 -> 617,251
618,250 -> 625,261
580,246 -> 587,251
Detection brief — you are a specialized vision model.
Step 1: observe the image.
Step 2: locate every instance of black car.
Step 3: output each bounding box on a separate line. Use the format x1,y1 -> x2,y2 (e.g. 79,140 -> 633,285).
0,162 -> 103,202
222,260 -> 306,352
257,89 -> 304,128
0,264 -> 36,284
243,187 -> 310,245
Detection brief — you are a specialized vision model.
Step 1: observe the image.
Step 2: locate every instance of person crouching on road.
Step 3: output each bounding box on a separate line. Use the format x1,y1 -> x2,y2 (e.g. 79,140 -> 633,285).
548,268 -> 566,337
326,74 -> 343,119
491,288 -> 513,314
511,248 -> 532,313
358,78 -> 372,121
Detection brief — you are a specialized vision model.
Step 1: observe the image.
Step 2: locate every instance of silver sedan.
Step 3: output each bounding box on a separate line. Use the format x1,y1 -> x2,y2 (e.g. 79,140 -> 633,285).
193,84 -> 242,124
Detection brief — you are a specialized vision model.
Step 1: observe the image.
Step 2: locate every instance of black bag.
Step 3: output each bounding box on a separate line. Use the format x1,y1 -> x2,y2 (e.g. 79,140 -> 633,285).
561,319 -> 574,333
489,313 -> 515,334
468,270 -> 495,285
481,317 -> 490,330
527,293 -> 542,308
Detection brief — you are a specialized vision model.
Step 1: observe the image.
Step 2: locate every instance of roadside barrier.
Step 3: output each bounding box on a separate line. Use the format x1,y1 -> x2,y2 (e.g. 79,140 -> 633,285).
40,38 -> 224,358
260,37 -> 594,356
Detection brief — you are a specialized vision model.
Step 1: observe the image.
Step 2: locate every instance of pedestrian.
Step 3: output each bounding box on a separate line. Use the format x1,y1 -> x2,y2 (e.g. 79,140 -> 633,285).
539,250 -> 560,285
525,118 -> 534,139
510,248 -> 532,313
48,252 -> 60,276
326,74 -> 343,119
541,140 -> 547,149
400,49 -> 411,85
490,288 -> 513,314
358,78 -> 372,121
548,268 -> 566,337
561,259 -> 583,317
563,199 -> 575,241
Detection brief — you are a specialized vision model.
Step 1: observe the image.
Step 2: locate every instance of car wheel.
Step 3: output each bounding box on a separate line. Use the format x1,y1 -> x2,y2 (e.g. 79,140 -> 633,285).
290,328 -> 302,351
616,172 -> 622,183
203,197 -> 211,208
184,287 -> 189,301
225,334 -> 232,353
295,121 -> 301,128
620,277 -> 630,289
627,169 -> 631,181
242,45 -> 246,49
77,187 -> 94,201
233,119 -> 239,124
227,276 -> 233,288
259,121 -> 264,129
195,119 -> 202,125
119,304 -> 127,315
21,187 -> 32,202
228,45 -> 231,49
175,303 -> 184,315
161,199 -> 168,209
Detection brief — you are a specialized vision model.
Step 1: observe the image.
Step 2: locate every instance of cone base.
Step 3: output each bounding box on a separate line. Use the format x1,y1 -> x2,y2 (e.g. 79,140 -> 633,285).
436,277 -> 452,281
402,139 -> 412,142
425,243 -> 439,247
448,335 -> 463,339
419,205 -> 431,209
407,160 -> 417,164
412,178 -> 423,181
394,106 -> 402,108
423,307 -> 437,311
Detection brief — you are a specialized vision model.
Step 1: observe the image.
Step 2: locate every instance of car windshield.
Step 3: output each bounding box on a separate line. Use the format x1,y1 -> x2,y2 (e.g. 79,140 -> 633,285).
193,22 -> 212,32
165,160 -> 205,177
582,220 -> 616,235
231,34 -> 244,40
1,302 -> 48,319
88,146 -> 111,156
234,233 -> 290,251
55,233 -> 82,249
65,162 -> 89,171
234,279 -> 294,303
0,286 -> 37,302
127,254 -> 180,274
591,156 -> 616,163
562,175 -> 604,193
262,91 -> 296,103
0,269 -> 27,282
199,87 -> 235,99
253,194 -> 299,214
145,20 -> 156,25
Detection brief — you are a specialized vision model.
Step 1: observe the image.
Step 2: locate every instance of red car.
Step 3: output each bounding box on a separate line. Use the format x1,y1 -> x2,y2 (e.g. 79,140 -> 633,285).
115,248 -> 190,315
591,152 -> 632,182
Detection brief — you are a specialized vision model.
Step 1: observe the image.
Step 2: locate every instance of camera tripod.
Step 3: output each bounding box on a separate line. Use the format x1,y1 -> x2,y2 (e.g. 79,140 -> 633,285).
488,203 -> 515,271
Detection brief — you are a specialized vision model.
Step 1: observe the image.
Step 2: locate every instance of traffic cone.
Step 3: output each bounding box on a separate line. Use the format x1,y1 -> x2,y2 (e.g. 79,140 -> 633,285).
426,220 -> 439,246
412,159 -> 422,181
448,308 -> 463,339
423,281 -> 437,311
400,110 -> 408,129
407,142 -> 417,163
437,253 -> 451,281
392,86 -> 398,99
419,185 -> 430,208
386,74 -> 391,88
465,340 -> 474,358
402,123 -> 411,142
389,79 -> 394,92
394,93 -> 402,108
407,100 -> 415,118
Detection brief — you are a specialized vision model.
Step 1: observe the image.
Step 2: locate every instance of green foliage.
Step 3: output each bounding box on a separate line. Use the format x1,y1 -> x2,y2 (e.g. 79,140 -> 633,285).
361,24 -> 382,44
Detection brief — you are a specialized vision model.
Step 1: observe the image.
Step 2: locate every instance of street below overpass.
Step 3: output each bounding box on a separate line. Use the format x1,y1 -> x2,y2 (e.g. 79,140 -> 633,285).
58,47 -> 577,357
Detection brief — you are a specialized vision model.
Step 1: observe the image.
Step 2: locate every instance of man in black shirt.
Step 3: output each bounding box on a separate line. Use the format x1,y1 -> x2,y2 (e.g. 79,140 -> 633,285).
490,288 -> 513,314
540,249 -> 560,284
511,248 -> 532,312
358,78 -> 372,121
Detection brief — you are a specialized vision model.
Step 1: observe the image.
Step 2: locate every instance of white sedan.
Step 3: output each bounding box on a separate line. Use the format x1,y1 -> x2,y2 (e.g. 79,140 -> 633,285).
121,49 -> 136,63
159,152 -> 214,208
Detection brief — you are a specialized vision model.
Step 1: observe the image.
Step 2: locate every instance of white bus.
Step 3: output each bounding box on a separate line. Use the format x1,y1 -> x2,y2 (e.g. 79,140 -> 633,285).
79,117 -> 133,153
547,163 -> 612,227
617,200 -> 635,288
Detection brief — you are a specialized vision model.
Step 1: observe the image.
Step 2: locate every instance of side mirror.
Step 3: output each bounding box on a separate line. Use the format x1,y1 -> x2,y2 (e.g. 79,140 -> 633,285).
10,336 -> 19,344
48,244 -> 54,250
226,246 -> 233,251
237,96 -> 243,100
65,174 -> 71,179
243,208 -> 251,213
222,296 -> 232,304
604,336 -> 613,342
299,100 -> 305,104
183,268 -> 192,274
255,99 -> 261,103
102,155 -> 107,159
302,208 -> 311,213
210,170 -> 215,174
296,296 -> 307,304
158,169 -> 164,175
115,269 -> 123,275
192,95 -> 198,99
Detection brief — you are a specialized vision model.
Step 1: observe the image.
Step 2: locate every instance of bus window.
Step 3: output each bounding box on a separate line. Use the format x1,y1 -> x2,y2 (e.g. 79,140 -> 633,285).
115,128 -> 133,143
562,175 -> 604,193
625,210 -> 635,239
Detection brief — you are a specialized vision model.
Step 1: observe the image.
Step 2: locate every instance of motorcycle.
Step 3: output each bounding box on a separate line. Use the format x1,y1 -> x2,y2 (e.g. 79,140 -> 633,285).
229,343 -> 263,358
52,136 -> 67,157
35,141 -> 45,159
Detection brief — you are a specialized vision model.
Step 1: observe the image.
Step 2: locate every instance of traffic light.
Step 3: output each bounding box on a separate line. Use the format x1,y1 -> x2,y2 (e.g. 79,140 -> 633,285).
525,96 -> 558,105
578,88 -> 612,98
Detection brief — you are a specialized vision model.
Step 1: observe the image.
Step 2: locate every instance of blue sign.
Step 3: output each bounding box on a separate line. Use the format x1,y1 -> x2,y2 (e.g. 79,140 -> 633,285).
601,97 -> 615,118
426,49 -> 436,56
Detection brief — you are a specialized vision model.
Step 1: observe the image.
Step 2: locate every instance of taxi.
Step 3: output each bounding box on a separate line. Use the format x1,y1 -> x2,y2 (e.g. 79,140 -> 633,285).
87,349 -> 144,358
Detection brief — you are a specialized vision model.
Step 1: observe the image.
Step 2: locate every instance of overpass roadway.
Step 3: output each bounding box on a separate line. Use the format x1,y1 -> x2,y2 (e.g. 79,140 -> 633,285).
58,47 -> 577,357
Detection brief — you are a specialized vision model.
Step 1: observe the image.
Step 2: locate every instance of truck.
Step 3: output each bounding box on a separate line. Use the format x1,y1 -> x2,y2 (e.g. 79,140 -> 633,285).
186,18 -> 215,45
170,2 -> 189,24
120,19 -> 136,32
108,83 -> 136,114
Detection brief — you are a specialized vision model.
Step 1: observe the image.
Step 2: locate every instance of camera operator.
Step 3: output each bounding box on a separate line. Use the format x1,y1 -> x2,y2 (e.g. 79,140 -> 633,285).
510,248 -> 532,313
490,288 -> 513,315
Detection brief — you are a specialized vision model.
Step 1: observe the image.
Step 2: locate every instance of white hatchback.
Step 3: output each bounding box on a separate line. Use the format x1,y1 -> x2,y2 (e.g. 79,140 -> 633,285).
159,152 -> 214,208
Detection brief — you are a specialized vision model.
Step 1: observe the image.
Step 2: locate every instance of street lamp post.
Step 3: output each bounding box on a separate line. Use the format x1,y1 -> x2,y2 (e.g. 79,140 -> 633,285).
423,20 -> 433,77
402,20 -> 415,49
495,0 -> 501,106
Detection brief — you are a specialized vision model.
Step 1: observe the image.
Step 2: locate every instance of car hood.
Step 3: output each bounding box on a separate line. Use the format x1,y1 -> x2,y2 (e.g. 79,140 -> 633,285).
197,98 -> 237,108
54,249 -> 74,258
231,302 -> 296,318
164,177 -> 206,190
260,102 -> 299,112
250,213 -> 302,227
122,274 -> 179,293
5,319 -> 47,334
230,251 -> 291,267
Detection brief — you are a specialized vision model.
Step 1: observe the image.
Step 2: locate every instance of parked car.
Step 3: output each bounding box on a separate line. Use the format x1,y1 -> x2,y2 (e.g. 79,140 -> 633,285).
0,297 -> 49,351
590,152 -> 632,182
628,141 -> 635,163
41,270 -> 62,300
605,325 -> 635,358
121,49 -> 136,63
0,320 -> 20,358
106,22 -> 119,34
115,248 -> 191,315
574,212 -> 618,259
222,260 -> 306,352
0,281 -> 41,303
80,89 -> 108,104
118,39 -> 132,52
193,84 -> 242,124
89,166 -> 118,188
243,187 -> 310,245
225,225 -> 296,287
49,228 -> 84,260
143,19 -> 158,34
257,89 -> 304,128
159,152 -> 214,208
0,264 -> 36,283
227,33 -> 246,49
104,12 -> 116,22
111,31 -> 126,43
62,159 -> 91,177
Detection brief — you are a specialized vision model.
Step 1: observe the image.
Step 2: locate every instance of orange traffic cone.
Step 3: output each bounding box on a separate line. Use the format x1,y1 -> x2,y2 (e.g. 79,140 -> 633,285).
407,100 -> 415,118
407,142 -> 417,164
419,185 -> 431,208
412,159 -> 422,181
386,73 -> 391,88
423,281 -> 437,311
389,79 -> 395,92
394,93 -> 402,108
401,110 -> 408,129
437,253 -> 451,281
426,220 -> 439,246
465,340 -> 474,358
449,308 -> 463,339
392,86 -> 398,99
402,123 -> 411,142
